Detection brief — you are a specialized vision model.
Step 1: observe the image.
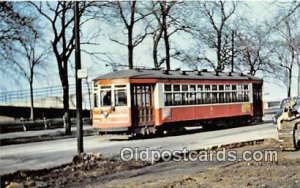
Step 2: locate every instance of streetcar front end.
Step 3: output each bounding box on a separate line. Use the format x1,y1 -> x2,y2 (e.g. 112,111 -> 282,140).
92,80 -> 131,133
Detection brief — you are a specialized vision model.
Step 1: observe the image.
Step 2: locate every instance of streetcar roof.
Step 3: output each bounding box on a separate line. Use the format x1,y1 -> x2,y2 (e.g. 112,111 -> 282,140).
94,69 -> 262,81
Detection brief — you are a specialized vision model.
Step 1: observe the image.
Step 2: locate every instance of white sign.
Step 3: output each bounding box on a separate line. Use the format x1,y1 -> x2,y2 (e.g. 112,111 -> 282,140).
77,69 -> 88,79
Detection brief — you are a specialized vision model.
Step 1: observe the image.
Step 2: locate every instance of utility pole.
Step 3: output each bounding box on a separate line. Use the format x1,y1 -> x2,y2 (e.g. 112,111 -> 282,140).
231,29 -> 235,73
74,1 -> 83,154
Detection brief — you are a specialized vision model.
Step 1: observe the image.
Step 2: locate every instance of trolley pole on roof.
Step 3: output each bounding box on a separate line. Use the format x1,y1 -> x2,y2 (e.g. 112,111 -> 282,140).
74,1 -> 83,154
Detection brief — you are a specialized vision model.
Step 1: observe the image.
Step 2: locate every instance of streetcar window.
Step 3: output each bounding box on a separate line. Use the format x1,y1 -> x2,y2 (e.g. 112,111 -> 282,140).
190,85 -> 196,91
211,85 -> 218,103
189,93 -> 196,104
173,85 -> 180,91
224,85 -> 231,103
232,85 -> 236,90
232,85 -> 237,102
174,93 -> 182,105
237,84 -> 243,91
182,85 -> 188,91
164,93 -> 172,106
163,83 -> 249,106
100,90 -> 112,106
196,93 -> 203,104
225,92 -> 231,103
197,85 -> 203,91
219,92 -> 225,103
165,84 -> 172,91
182,93 -> 189,104
115,89 -> 127,106
243,84 -> 249,101
232,92 -> 237,102
115,85 -> 126,88
205,93 -> 211,103
93,82 -> 98,91
212,85 -> 217,91
237,90 -> 243,102
189,85 -> 196,104
205,85 -> 210,91
243,92 -> 249,102
145,89 -> 151,106
212,93 -> 217,103
93,93 -> 98,107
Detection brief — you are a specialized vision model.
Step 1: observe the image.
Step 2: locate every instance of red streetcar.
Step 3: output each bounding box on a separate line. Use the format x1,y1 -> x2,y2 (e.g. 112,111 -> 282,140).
92,69 -> 263,135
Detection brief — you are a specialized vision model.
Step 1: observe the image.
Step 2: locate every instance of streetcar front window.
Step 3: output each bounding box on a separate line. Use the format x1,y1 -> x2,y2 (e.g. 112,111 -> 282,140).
93,93 -> 98,107
115,89 -> 127,106
114,85 -> 128,106
93,81 -> 99,107
100,90 -> 112,106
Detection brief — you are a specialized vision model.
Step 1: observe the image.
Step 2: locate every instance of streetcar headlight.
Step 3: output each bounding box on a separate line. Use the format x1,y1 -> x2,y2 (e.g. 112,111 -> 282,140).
102,111 -> 109,118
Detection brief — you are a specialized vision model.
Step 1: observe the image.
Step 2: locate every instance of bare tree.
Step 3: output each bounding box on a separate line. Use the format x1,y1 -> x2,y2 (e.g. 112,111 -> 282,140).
271,20 -> 298,97
150,1 -> 187,70
107,1 -> 152,69
235,23 -> 275,76
272,1 -> 300,29
185,1 -> 237,72
30,1 -> 97,134
10,33 -> 48,120
0,2 -> 36,74
271,1 -> 300,97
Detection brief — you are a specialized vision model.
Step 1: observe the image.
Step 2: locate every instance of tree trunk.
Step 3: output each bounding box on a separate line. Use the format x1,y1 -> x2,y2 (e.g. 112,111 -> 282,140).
162,8 -> 170,70
164,32 -> 170,70
61,3 -> 71,135
153,29 -> 162,68
250,64 -> 256,76
287,50 -> 295,98
128,27 -> 133,69
153,41 -> 159,67
287,68 -> 292,97
216,32 -> 222,71
29,79 -> 34,121
62,60 -> 71,135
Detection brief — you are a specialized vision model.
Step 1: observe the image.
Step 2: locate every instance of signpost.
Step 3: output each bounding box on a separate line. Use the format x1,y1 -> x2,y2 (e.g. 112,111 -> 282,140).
77,69 -> 88,79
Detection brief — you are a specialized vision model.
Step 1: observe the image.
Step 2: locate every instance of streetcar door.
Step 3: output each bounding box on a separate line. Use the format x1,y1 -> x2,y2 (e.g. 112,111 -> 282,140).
252,83 -> 263,118
131,84 -> 155,127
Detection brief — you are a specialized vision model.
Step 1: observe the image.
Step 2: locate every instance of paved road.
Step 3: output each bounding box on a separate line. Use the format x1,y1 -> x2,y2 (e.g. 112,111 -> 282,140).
0,121 -> 277,175
1,126 -> 94,140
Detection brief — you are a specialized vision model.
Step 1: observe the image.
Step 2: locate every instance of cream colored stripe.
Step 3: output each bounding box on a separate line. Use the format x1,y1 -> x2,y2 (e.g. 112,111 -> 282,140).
93,114 -> 129,118
98,121 -> 129,124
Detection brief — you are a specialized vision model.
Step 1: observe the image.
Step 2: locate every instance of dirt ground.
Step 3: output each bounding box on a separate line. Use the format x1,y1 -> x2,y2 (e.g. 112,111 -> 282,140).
2,141 -> 300,188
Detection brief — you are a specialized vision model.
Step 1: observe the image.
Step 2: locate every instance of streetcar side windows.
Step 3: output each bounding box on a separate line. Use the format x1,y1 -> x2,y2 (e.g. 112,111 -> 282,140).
164,83 -> 250,106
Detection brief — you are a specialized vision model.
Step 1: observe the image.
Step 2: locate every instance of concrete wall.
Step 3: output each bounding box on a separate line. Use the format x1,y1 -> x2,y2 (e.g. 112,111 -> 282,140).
0,105 -> 90,120
0,93 -> 91,110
